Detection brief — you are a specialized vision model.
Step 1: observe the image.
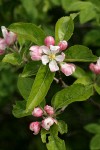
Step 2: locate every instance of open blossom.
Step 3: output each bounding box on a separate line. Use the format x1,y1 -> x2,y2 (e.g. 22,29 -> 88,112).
1,26 -> 16,45
44,105 -> 54,115
58,40 -> 68,51
29,122 -> 41,135
44,36 -> 55,47
40,45 -> 65,72
60,63 -> 76,76
0,38 -> 7,55
32,107 -> 43,117
89,58 -> 100,74
41,117 -> 55,130
30,46 -> 42,60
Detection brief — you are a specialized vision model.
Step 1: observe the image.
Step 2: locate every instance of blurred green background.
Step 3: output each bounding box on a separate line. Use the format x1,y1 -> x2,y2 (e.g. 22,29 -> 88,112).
0,0 -> 100,150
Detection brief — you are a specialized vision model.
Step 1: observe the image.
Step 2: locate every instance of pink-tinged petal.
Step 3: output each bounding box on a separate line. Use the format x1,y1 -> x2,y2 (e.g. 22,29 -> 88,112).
89,63 -> 100,74
6,32 -> 16,45
60,63 -> 76,76
44,36 -> 55,47
41,117 -> 54,130
1,26 -> 8,39
49,60 -> 59,72
0,50 -> 5,55
44,105 -> 54,115
30,46 -> 42,61
29,122 -> 41,135
55,52 -> 65,62
41,55 -> 49,65
58,40 -> 68,51
0,38 -> 7,51
39,46 -> 50,55
32,107 -> 43,117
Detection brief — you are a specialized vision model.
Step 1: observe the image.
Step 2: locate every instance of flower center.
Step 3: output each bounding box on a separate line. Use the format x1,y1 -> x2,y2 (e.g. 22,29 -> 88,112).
49,54 -> 55,60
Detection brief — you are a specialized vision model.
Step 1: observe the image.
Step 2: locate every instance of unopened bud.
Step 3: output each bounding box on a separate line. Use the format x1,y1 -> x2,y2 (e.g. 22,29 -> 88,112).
44,36 -> 55,47
29,121 -> 41,135
44,105 -> 54,115
32,107 -> 43,117
58,40 -> 68,51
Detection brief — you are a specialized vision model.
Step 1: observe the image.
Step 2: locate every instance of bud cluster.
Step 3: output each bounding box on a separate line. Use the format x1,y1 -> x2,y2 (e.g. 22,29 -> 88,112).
0,26 -> 17,55
30,36 -> 76,76
29,105 -> 57,135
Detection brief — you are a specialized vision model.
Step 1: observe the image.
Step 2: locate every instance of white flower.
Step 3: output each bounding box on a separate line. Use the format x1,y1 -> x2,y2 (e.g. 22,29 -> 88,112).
40,45 -> 65,72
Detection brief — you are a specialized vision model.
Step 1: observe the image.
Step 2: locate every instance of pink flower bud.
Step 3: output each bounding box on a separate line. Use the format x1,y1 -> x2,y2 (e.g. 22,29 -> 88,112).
41,117 -> 55,130
44,105 -> 54,115
32,107 -> 43,117
29,121 -> 41,135
30,46 -> 42,61
60,63 -> 76,76
44,36 -> 55,47
0,38 -> 7,55
1,26 -> 16,45
89,58 -> 100,74
58,40 -> 68,51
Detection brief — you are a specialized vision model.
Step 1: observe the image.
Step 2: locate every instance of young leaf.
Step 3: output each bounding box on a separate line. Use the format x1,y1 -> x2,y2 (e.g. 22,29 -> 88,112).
74,76 -> 93,85
2,53 -> 22,65
57,120 -> 68,134
65,45 -> 97,62
12,100 -> 31,118
41,128 -> 50,143
46,124 -> 66,150
21,61 -> 41,77
90,134 -> 100,150
26,65 -> 55,113
17,76 -> 34,100
52,84 -> 93,110
94,76 -> 100,94
9,23 -> 46,45
84,123 -> 100,134
55,16 -> 74,44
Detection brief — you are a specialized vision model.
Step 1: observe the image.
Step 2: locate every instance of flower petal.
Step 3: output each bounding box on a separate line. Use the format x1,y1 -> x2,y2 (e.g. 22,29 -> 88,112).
50,45 -> 60,54
55,52 -> 65,62
97,57 -> 100,66
40,46 -> 50,55
41,55 -> 49,65
49,60 -> 59,72
1,26 -> 8,39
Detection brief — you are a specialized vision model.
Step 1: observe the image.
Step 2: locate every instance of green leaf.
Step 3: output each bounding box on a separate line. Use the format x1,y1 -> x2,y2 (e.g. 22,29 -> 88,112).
94,75 -> 100,94
57,120 -> 68,134
46,124 -> 66,150
80,8 -> 96,24
55,16 -> 74,44
74,76 -> 93,85
12,100 -> 31,118
9,23 -> 46,45
65,45 -> 97,62
26,65 -> 55,113
90,134 -> 100,150
72,66 -> 87,78
2,53 -> 22,65
83,29 -> 100,47
84,123 -> 100,134
17,76 -> 34,100
21,61 -> 41,77
62,0 -> 80,11
41,128 -> 50,143
52,84 -> 93,110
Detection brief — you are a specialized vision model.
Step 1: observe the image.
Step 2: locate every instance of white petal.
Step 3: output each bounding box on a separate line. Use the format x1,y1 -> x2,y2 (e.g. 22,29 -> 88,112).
1,26 -> 8,39
50,45 -> 60,54
97,57 -> 100,66
49,60 -> 59,72
41,55 -> 49,65
55,52 -> 65,62
40,46 -> 50,55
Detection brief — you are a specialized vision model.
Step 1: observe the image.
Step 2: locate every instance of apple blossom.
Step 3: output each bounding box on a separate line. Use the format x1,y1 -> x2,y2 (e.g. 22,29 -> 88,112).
30,46 -> 42,60
32,107 -> 43,117
41,117 -> 55,130
89,58 -> 100,74
1,26 -> 16,45
29,121 -> 41,135
44,36 -> 55,47
0,38 -> 7,55
58,40 -> 68,51
44,105 -> 54,115
40,45 -> 65,72
60,63 -> 76,76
